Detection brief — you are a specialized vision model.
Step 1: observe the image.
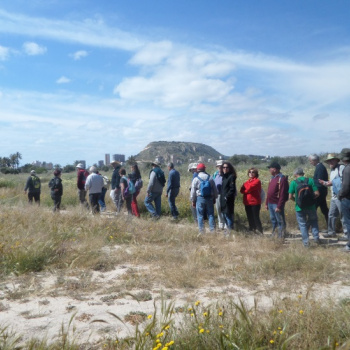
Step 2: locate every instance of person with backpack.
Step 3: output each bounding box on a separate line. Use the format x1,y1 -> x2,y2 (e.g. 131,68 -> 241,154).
190,163 -> 218,235
85,166 -> 104,214
118,168 -> 133,215
24,170 -> 41,205
144,161 -> 166,219
266,162 -> 289,238
49,168 -> 63,212
76,163 -> 89,209
129,163 -> 142,217
288,168 -> 321,247
240,167 -> 263,234
220,161 -> 237,234
319,154 -> 347,240
166,162 -> 180,220
97,171 -> 110,212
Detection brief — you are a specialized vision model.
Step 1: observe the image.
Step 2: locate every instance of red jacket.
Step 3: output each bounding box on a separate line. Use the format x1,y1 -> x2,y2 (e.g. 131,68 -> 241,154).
77,169 -> 89,190
240,177 -> 261,206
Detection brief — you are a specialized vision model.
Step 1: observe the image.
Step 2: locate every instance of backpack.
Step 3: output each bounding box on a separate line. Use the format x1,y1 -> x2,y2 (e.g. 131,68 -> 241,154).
31,175 -> 41,189
198,174 -> 212,198
296,177 -> 315,208
332,167 -> 342,195
48,178 -> 57,190
123,176 -> 136,197
152,168 -> 166,187
102,175 -> 110,189
135,178 -> 143,191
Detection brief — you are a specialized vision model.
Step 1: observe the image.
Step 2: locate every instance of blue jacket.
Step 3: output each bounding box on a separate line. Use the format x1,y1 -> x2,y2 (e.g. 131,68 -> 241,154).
167,168 -> 180,194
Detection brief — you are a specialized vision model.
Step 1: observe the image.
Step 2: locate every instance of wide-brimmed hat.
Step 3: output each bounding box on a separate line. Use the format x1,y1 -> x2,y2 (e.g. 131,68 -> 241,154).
267,162 -> 281,170
110,160 -> 121,166
151,161 -> 161,167
188,163 -> 198,172
340,148 -> 350,161
324,153 -> 340,163
76,163 -> 85,169
216,160 -> 223,166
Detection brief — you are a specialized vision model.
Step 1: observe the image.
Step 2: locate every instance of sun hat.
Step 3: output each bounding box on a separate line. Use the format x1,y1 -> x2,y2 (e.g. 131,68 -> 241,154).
324,153 -> 340,163
30,170 -> 36,175
76,163 -> 85,169
340,148 -> 350,161
151,161 -> 161,167
197,163 -> 206,172
216,160 -> 223,166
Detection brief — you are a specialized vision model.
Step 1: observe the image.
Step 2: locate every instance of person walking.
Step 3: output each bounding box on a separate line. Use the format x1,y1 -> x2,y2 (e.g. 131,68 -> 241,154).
119,168 -> 133,215
190,163 -> 218,235
76,163 -> 89,209
166,162 -> 180,220
85,166 -> 104,214
110,160 -> 121,212
144,161 -> 165,219
49,169 -> 63,212
288,168 -> 320,247
213,160 -> 225,229
220,161 -> 237,234
240,167 -> 263,234
24,170 -> 41,205
97,171 -> 110,212
129,163 -> 142,217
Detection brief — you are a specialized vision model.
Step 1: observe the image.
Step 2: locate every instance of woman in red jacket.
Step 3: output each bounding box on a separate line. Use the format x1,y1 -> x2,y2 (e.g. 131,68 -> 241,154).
240,167 -> 263,234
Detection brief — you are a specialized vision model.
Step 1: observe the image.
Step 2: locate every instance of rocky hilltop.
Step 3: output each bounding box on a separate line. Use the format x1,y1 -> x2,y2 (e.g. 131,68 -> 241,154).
135,141 -> 223,164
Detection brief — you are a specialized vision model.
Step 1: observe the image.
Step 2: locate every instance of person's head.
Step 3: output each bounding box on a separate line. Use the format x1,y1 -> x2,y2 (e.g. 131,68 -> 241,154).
151,161 -> 161,168
167,162 -> 174,170
119,168 -> 126,176
247,167 -> 259,178
54,169 -> 61,177
89,166 -> 97,173
76,163 -> 84,170
325,153 -> 340,169
308,154 -> 319,167
131,163 -> 141,177
197,163 -> 206,173
222,161 -> 236,176
110,160 -> 121,169
267,162 -> 281,176
293,167 -> 304,178
188,163 -> 198,173
30,170 -> 36,175
340,148 -> 350,164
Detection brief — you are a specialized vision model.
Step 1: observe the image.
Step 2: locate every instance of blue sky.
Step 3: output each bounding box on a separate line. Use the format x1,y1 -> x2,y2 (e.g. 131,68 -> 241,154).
1,0 -> 350,166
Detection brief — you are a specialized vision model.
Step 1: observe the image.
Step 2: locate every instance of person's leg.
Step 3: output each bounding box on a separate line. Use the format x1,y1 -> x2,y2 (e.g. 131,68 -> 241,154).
274,207 -> 285,238
98,187 -> 107,212
206,198 -> 216,232
125,195 -> 132,215
144,192 -> 157,217
335,198 -> 348,235
131,191 -> 140,217
191,202 -> 197,222
117,191 -> 124,213
327,198 -> 338,236
28,192 -> 34,204
306,209 -> 320,241
316,194 -> 329,225
245,205 -> 255,231
340,199 -> 350,248
154,192 -> 162,216
268,203 -> 278,235
33,193 -> 40,205
295,211 -> 310,246
216,194 -> 225,229
196,196 -> 205,233
168,188 -> 179,218
251,204 -> 263,233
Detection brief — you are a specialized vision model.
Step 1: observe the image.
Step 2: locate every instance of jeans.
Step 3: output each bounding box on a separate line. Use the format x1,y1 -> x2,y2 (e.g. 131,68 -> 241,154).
98,187 -> 107,211
223,212 -> 234,230
245,204 -> 263,233
196,196 -> 216,233
268,203 -> 286,238
118,194 -> 132,214
215,194 -> 225,228
328,197 -> 347,235
110,188 -> 121,211
78,189 -> 89,208
340,198 -> 350,245
144,192 -> 162,217
295,209 -> 319,246
89,193 -> 101,214
168,188 -> 179,218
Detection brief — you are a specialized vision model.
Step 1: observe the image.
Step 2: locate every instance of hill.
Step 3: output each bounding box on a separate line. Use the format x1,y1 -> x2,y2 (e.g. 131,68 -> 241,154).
135,141 -> 223,163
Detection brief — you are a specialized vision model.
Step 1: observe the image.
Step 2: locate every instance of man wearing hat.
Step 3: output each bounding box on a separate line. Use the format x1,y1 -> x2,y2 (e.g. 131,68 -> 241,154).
144,161 -> 166,219
24,170 -> 41,205
308,154 -> 329,226
110,160 -> 121,212
337,149 -> 350,251
76,163 -> 89,209
266,161 -> 289,238
166,162 -> 180,220
213,160 -> 225,229
288,168 -> 320,247
319,154 -> 347,239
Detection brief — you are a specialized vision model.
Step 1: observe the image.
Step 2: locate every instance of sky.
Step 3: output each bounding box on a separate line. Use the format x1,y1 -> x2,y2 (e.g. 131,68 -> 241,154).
1,0 -> 350,166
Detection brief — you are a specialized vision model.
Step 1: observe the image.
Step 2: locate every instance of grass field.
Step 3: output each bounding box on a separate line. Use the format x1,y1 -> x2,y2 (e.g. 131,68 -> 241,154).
1,164 -> 350,349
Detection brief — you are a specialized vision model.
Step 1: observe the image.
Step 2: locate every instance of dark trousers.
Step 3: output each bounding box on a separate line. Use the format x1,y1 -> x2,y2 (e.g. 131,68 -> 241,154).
315,194 -> 329,225
245,204 -> 263,233
28,192 -> 40,205
89,193 -> 101,214
51,194 -> 61,212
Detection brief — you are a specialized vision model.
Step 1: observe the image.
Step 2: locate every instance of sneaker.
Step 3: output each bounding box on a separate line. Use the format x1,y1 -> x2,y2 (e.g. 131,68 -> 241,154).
322,233 -> 337,238
339,235 -> 349,242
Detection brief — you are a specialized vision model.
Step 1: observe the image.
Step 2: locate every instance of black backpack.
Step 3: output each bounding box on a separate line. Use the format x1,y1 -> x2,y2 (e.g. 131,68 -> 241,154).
296,178 -> 315,208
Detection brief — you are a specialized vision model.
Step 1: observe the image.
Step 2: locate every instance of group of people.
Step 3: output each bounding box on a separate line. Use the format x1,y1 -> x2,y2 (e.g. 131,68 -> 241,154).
22,148 -> 350,251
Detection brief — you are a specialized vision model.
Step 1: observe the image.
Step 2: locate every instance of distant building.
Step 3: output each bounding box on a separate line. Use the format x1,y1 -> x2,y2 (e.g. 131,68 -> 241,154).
105,154 -> 110,166
31,161 -> 53,169
198,156 -> 205,162
46,162 -> 53,170
112,154 -> 125,162
98,160 -> 104,168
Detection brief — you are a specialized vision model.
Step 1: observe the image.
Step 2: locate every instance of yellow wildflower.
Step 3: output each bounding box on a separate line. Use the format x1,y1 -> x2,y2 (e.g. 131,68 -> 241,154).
203,312 -> 208,317
218,311 -> 223,316
270,340 -> 274,344
273,331 -> 277,335
188,307 -> 193,311
168,340 -> 174,346
195,300 -> 200,306
206,330 -> 210,333
278,309 -> 283,313
161,347 -> 168,350
156,339 -> 160,343
199,328 -> 205,334
148,314 -> 153,319
219,325 -> 224,328
298,294 -> 302,299
299,310 -> 304,315
278,327 -> 281,330
190,313 -> 194,317
157,332 -> 164,338
164,325 -> 170,330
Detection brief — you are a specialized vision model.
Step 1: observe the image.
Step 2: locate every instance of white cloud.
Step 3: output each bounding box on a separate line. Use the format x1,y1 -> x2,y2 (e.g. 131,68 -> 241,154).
71,50 -> 88,60
0,45 -> 10,60
56,76 -> 71,84
23,42 -> 47,56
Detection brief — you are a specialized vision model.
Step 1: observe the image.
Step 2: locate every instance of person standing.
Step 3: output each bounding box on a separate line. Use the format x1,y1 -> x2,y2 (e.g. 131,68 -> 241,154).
76,163 -> 89,209
188,163 -> 199,222
166,162 -> 180,220
308,154 -> 329,226
85,166 -> 104,214
144,161 -> 165,219
213,160 -> 225,229
190,163 -> 218,235
319,154 -> 347,239
24,170 -> 41,205
337,149 -> 350,252
266,162 -> 289,238
119,168 -> 133,215
110,160 -> 121,212
129,163 -> 142,217
240,167 -> 263,234
289,168 -> 320,247
220,161 -> 236,233
97,171 -> 109,212
49,169 -> 63,212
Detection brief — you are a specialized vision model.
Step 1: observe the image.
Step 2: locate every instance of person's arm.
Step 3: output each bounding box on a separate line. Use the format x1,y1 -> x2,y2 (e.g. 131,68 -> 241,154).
190,178 -> 198,206
147,171 -> 155,194
277,176 -> 288,210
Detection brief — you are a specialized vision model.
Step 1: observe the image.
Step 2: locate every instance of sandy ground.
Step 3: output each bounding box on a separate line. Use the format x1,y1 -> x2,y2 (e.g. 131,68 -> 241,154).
1,232 -> 350,347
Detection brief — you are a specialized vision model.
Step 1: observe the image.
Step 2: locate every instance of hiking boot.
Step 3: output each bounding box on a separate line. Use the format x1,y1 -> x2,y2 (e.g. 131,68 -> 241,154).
322,233 -> 337,238
338,235 -> 349,242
